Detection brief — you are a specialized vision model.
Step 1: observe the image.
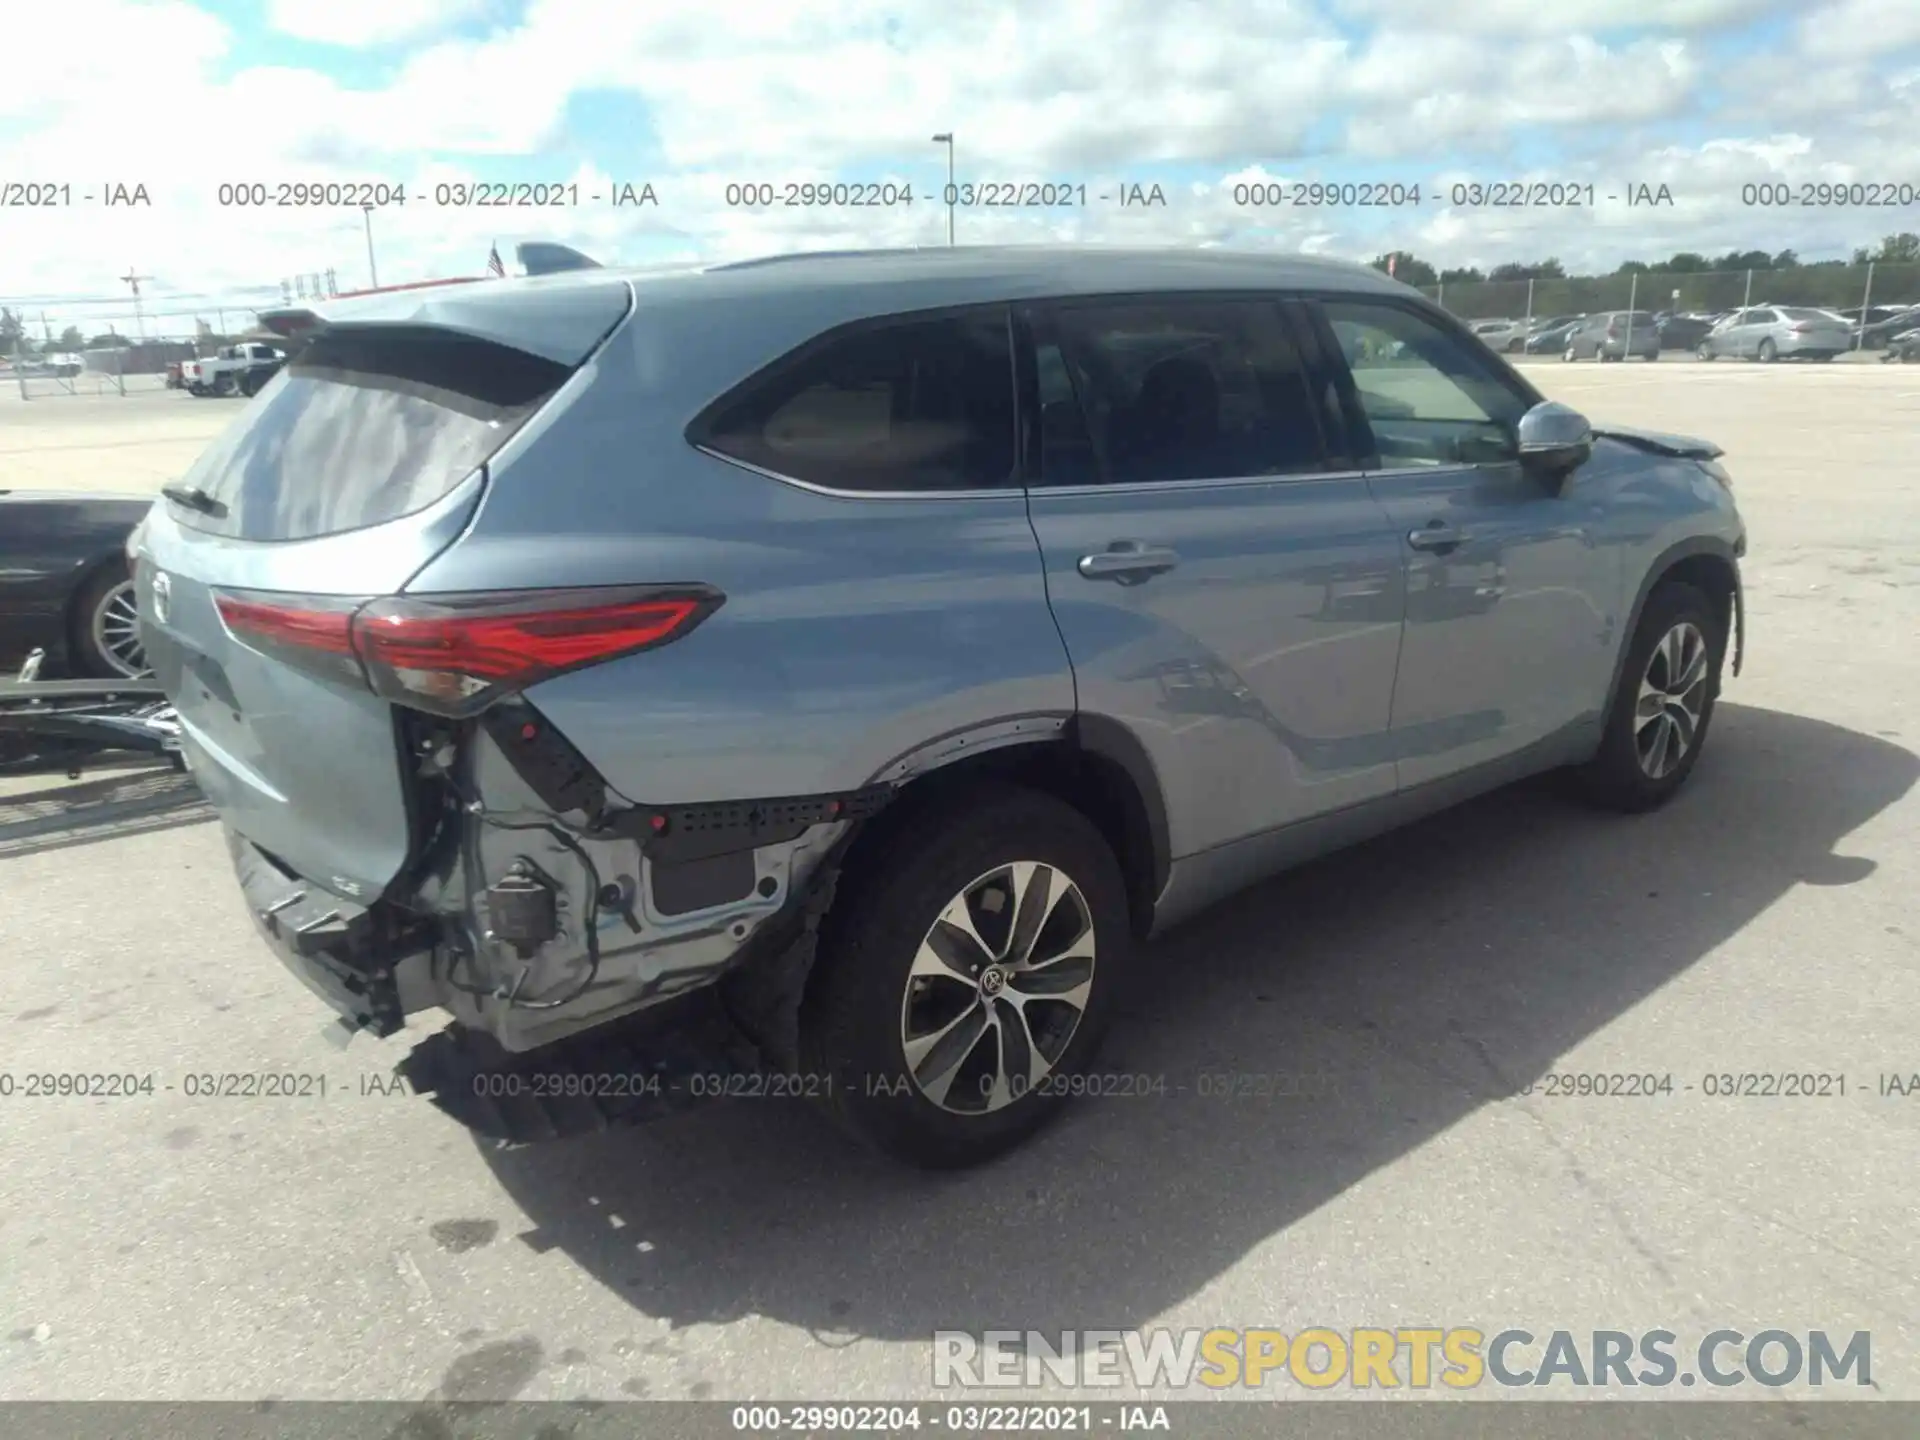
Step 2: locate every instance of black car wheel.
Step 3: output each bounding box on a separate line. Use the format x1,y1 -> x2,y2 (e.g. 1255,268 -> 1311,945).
1697,344 -> 1715,361
1758,339 -> 1778,363
801,783 -> 1132,1168
69,563 -> 151,679
1572,581 -> 1723,813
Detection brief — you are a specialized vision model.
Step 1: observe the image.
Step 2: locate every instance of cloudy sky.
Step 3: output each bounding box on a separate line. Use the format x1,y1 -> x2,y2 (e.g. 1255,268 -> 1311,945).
2,0 -> 1916,337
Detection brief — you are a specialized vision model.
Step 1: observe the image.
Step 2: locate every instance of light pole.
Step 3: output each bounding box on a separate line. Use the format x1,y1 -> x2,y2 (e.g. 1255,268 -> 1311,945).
362,204 -> 380,289
931,133 -> 955,246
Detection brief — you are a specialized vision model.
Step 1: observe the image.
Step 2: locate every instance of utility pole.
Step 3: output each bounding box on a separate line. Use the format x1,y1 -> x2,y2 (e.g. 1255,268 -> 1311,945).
362,204 -> 380,288
121,268 -> 152,337
931,133 -> 956,246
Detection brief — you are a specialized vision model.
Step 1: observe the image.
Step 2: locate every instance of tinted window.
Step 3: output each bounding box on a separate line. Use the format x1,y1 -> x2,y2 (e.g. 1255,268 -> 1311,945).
1779,307 -> 1829,322
1038,299 -> 1326,485
169,327 -> 572,541
1322,300 -> 1528,468
698,312 -> 1016,492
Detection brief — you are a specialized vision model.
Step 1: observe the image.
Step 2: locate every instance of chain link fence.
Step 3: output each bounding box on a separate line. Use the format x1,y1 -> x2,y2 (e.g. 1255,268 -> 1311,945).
1414,262 -> 1920,329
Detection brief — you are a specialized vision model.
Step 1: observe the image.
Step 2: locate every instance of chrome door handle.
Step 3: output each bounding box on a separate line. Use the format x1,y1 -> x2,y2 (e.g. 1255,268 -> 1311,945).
1407,523 -> 1463,554
1078,542 -> 1181,583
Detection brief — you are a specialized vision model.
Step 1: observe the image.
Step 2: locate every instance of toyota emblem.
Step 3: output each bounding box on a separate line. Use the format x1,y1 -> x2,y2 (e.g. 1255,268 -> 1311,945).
151,570 -> 171,624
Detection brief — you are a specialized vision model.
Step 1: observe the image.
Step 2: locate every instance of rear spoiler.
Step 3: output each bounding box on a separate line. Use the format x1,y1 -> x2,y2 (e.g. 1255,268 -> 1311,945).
254,243 -> 606,353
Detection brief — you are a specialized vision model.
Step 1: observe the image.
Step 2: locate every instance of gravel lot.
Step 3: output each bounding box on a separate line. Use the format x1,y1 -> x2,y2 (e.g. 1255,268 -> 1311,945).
2,359 -> 1916,1406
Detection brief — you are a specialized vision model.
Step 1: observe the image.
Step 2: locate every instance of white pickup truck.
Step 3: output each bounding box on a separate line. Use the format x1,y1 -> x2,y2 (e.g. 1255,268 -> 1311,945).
179,342 -> 285,398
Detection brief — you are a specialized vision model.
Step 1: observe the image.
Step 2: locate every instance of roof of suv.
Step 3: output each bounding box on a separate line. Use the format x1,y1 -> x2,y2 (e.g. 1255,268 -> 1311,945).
312,243 -> 1410,315
301,246 -> 1421,367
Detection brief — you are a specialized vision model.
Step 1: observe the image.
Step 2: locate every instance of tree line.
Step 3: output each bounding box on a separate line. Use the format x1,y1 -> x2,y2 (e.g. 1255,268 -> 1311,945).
1372,232 -> 1920,289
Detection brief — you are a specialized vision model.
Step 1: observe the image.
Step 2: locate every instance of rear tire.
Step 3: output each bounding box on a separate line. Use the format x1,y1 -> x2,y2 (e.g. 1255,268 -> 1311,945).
1697,345 -> 1714,361
1758,339 -> 1778,363
1572,581 -> 1724,813
800,784 -> 1132,1169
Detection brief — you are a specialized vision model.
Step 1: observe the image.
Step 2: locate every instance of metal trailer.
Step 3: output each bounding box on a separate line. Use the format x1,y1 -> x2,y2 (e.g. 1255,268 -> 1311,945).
0,649 -> 182,779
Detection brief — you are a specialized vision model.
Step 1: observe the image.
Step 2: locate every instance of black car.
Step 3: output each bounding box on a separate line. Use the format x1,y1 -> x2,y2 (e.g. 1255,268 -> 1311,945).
1524,315 -> 1585,353
1654,313 -> 1716,350
1883,326 -> 1920,362
0,490 -> 154,678
1857,307 -> 1920,349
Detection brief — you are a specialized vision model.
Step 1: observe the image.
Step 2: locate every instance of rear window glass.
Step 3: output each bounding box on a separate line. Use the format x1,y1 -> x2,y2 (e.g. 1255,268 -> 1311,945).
1778,307 -> 1830,322
167,326 -> 571,541
693,310 -> 1016,492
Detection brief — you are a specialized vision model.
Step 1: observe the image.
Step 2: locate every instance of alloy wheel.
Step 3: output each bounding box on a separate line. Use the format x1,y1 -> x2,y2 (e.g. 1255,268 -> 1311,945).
91,578 -> 150,678
899,860 -> 1097,1115
1635,621 -> 1710,780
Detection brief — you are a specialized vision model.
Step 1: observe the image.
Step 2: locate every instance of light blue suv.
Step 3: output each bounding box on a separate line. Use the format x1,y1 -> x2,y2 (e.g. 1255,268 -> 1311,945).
132,247 -> 1746,1168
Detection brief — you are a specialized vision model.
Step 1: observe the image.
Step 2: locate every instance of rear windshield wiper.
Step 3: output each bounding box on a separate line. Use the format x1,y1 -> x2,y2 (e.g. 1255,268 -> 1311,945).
161,483 -> 228,518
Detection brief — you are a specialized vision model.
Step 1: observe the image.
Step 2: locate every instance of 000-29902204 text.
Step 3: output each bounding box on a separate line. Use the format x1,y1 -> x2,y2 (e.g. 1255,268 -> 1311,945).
731,1404 -> 1106,1431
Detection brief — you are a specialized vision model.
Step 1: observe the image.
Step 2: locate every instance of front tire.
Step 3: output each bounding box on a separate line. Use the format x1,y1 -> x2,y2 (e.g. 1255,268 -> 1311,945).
801,784 -> 1132,1169
1572,581 -> 1724,813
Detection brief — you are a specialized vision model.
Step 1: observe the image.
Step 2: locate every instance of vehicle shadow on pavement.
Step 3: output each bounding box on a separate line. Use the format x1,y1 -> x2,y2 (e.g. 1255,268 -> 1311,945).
480,702 -> 1916,1342
0,764 -> 208,860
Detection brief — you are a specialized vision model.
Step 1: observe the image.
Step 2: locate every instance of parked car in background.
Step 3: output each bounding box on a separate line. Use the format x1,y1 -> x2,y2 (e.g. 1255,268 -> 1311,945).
1654,313 -> 1716,350
1854,306 -> 1920,350
1696,306 -> 1852,362
1468,317 -> 1532,352
1882,323 -> 1920,362
179,343 -> 286,398
0,490 -> 152,678
1524,315 -> 1585,354
1562,312 -> 1660,361
133,246 -> 1747,1168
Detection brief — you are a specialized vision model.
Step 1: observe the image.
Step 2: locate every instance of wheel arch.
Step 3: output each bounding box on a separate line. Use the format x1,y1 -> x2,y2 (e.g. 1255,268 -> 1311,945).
844,715 -> 1170,940
1603,538 -> 1742,725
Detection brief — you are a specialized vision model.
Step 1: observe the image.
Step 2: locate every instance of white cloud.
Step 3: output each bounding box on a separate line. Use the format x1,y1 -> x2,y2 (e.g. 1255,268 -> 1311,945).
1330,0 -> 1791,34
4,0 -> 1916,334
265,0 -> 488,48
0,0 -> 229,120
1796,0 -> 1920,59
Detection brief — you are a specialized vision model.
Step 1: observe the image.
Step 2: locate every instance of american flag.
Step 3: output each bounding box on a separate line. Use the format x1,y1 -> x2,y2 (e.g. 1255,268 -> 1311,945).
487,243 -> 506,278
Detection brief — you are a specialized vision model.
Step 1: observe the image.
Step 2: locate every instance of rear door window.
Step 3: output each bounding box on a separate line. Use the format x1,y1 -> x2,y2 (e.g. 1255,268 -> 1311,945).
693,310 -> 1017,493
1030,297 -> 1329,485
168,326 -> 572,541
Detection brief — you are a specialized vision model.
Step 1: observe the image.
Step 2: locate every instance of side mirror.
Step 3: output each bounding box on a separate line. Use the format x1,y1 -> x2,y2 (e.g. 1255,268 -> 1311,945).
1514,400 -> 1592,484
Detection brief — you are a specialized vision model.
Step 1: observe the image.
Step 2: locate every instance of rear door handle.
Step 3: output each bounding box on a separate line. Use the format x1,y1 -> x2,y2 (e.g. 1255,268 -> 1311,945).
1078,542 -> 1181,584
1407,522 -> 1463,554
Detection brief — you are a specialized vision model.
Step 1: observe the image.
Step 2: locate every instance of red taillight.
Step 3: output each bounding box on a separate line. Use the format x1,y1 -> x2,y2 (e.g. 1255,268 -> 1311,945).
215,594 -> 355,654
215,592 -> 365,686
213,585 -> 723,716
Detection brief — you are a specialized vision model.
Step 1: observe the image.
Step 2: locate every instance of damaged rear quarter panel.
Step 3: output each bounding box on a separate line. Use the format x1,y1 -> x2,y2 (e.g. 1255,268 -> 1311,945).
398,292 -> 1076,1050
431,722 -> 854,1052
404,287 -> 1077,810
